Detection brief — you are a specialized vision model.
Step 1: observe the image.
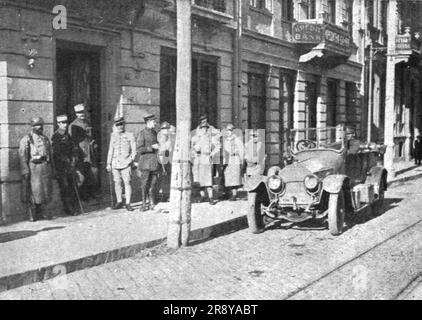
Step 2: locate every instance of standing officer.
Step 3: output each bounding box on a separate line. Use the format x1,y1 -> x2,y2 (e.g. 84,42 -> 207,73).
68,104 -> 99,200
106,117 -> 136,211
223,124 -> 244,201
191,122 -> 219,205
245,130 -> 266,177
19,117 -> 53,221
157,121 -> 175,202
52,114 -> 80,216
137,114 -> 160,212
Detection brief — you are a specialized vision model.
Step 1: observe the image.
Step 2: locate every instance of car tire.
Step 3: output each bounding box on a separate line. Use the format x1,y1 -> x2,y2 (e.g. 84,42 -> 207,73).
246,192 -> 265,234
328,189 -> 345,236
372,181 -> 385,215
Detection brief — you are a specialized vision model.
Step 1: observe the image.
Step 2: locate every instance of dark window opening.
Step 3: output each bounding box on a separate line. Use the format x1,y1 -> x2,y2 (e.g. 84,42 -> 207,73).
248,72 -> 266,130
194,0 -> 226,13
160,49 -> 218,129
327,79 -> 338,127
327,0 -> 336,23
282,0 -> 294,21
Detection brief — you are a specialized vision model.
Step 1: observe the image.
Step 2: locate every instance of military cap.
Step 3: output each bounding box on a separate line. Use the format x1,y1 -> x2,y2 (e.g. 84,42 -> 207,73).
199,114 -> 208,123
144,114 -> 156,122
160,121 -> 171,130
30,117 -> 44,126
56,114 -> 68,123
345,126 -> 356,134
114,116 -> 125,126
249,130 -> 259,137
226,123 -> 235,131
74,104 -> 85,113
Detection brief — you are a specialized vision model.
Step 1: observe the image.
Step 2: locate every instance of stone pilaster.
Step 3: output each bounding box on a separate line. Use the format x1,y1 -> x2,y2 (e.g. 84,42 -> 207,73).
266,71 -> 280,166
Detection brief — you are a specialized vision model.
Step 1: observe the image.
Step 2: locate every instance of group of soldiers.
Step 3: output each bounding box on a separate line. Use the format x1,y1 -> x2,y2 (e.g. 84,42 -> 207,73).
19,105 -> 267,221
19,104 -> 98,221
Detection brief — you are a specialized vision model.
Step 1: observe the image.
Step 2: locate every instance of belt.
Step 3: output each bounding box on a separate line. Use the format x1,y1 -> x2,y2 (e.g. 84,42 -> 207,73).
30,156 -> 47,164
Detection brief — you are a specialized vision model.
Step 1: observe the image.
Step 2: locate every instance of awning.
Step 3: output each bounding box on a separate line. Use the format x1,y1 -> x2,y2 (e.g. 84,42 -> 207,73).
299,49 -> 324,63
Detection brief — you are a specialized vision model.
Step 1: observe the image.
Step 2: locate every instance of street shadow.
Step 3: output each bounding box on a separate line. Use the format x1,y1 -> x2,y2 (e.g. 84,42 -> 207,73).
0,227 -> 65,244
343,197 -> 403,232
263,197 -> 404,233
188,229 -> 242,247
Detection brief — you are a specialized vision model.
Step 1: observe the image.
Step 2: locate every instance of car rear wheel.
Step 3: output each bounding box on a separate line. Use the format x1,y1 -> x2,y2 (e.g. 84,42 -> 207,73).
246,192 -> 265,234
372,180 -> 385,215
328,189 -> 345,236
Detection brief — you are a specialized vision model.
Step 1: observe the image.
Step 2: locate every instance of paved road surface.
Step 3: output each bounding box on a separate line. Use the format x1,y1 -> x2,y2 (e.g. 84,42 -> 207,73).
1,178 -> 422,300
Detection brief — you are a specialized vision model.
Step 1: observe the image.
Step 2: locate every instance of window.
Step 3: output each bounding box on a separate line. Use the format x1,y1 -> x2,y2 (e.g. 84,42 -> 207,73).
305,81 -> 317,128
380,0 -> 388,33
250,0 -> 272,11
160,50 -> 218,128
327,0 -> 336,23
194,0 -> 226,13
299,0 -> 316,20
366,0 -> 374,27
281,0 -> 294,21
248,72 -> 267,130
327,79 -> 338,127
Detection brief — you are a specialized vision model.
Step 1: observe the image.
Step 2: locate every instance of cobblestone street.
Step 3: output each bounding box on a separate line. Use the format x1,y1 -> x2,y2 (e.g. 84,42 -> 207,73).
1,178 -> 422,300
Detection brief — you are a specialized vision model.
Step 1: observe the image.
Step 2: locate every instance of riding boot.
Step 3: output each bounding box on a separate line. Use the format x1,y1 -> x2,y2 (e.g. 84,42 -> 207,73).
35,204 -> 43,220
139,195 -> 148,212
28,205 -> 36,222
149,194 -> 156,211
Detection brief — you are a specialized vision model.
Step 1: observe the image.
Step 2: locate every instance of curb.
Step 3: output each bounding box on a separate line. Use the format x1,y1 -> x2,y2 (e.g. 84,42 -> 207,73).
0,215 -> 248,293
387,172 -> 422,188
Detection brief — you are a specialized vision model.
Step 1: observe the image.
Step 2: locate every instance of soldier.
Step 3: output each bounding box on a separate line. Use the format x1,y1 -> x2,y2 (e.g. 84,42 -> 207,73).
106,117 -> 136,211
191,122 -> 219,205
157,121 -> 175,202
223,124 -> 244,201
19,117 -> 53,221
51,114 -> 80,216
245,130 -> 266,177
68,104 -> 99,201
137,114 -> 160,212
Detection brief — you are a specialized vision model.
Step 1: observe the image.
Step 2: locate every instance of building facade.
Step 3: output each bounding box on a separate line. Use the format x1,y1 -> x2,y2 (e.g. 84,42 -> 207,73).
0,0 -> 366,223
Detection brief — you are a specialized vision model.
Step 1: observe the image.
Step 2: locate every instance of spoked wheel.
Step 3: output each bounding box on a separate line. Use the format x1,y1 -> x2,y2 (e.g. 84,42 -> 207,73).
328,189 -> 345,236
372,181 -> 385,215
246,192 -> 266,234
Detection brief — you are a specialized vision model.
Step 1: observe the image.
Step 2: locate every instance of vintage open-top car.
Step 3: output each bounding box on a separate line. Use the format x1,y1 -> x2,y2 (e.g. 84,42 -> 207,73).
245,125 -> 388,235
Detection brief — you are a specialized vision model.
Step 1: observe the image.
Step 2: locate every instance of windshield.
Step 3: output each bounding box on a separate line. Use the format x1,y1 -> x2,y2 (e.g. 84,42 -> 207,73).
288,126 -> 346,154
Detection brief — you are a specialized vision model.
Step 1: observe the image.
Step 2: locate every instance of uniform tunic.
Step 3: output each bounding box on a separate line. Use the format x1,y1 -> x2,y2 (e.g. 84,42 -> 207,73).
68,118 -> 96,165
19,132 -> 53,204
107,131 -> 137,170
52,128 -> 78,213
223,134 -> 244,187
52,128 -> 76,174
191,132 -> 219,187
245,140 -> 265,176
136,127 -> 160,172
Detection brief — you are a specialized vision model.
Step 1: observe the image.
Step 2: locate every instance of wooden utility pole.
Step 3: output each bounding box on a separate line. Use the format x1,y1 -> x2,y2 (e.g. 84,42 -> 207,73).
167,0 -> 192,249
384,0 -> 398,181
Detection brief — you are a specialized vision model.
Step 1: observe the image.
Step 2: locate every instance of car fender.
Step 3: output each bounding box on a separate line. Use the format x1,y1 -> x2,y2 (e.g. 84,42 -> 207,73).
365,166 -> 388,191
323,174 -> 349,194
244,175 -> 266,193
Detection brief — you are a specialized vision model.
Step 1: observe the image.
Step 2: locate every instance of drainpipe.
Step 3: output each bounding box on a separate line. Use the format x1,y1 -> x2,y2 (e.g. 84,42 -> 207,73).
232,0 -> 242,129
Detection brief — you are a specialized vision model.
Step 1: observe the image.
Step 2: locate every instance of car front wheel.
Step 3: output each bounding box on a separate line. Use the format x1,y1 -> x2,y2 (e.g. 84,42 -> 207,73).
246,192 -> 265,234
328,189 -> 345,236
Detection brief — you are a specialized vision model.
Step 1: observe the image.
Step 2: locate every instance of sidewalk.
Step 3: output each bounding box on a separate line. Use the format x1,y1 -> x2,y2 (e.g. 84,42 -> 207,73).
387,161 -> 422,187
1,161 -> 421,293
0,198 -> 248,292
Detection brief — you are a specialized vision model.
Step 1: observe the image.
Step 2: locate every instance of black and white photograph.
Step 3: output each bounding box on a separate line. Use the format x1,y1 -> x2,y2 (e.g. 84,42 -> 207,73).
0,0 -> 422,304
